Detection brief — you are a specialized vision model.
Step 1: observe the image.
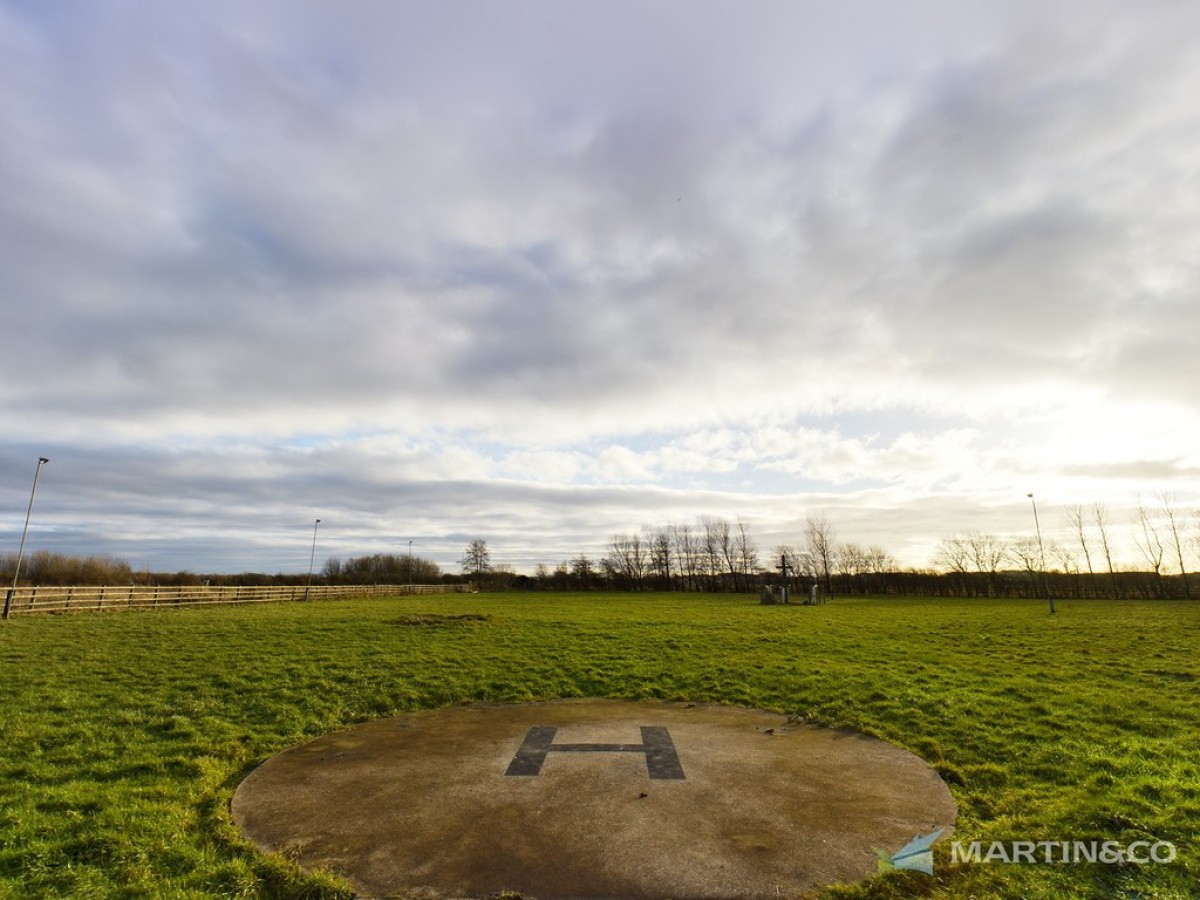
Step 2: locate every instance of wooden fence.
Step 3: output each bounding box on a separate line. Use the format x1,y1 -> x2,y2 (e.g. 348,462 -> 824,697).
2,583 -> 468,617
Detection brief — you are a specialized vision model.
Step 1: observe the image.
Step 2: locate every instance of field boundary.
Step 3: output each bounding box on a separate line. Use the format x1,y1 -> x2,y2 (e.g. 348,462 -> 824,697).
2,583 -> 466,616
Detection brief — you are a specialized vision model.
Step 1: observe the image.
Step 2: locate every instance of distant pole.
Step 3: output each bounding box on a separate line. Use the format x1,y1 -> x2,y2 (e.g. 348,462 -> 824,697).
304,518 -> 320,602
1027,493 -> 1055,614
408,540 -> 414,594
5,456 -> 50,620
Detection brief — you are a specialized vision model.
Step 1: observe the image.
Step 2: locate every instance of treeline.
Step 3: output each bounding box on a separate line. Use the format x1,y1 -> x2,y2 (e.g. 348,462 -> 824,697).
483,504 -> 1199,599
0,550 -> 451,589
495,514 -> 906,594
9,493 -> 1198,600
0,551 -> 134,586
321,552 -> 447,585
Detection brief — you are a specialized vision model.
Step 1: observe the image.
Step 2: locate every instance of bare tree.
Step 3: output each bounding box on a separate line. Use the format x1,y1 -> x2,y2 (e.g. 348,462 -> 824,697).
459,539 -> 492,580
835,543 -> 870,577
804,513 -> 836,591
701,516 -> 735,590
669,522 -> 699,591
1159,492 -> 1192,597
935,534 -> 972,594
732,519 -> 759,591
863,546 -> 897,574
1093,503 -> 1120,598
1009,536 -> 1043,581
966,531 -> 1008,596
606,533 -> 648,590
1049,540 -> 1078,576
570,553 -> 596,588
1132,501 -> 1165,579
647,526 -> 673,589
1065,504 -> 1095,594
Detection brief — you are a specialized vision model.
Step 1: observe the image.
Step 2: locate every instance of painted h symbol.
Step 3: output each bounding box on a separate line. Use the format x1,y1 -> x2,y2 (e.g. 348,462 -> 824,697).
505,725 -> 685,779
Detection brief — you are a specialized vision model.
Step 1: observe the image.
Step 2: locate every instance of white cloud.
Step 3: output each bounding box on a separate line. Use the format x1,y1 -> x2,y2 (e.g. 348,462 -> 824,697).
3,1 -> 1200,574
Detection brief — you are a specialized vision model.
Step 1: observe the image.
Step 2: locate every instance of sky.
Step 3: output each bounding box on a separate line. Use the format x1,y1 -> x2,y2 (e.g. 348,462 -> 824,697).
3,0 -> 1199,576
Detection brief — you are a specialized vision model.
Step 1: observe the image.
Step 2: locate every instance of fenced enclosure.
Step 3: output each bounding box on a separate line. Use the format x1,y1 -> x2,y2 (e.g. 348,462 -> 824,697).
2,583 -> 467,617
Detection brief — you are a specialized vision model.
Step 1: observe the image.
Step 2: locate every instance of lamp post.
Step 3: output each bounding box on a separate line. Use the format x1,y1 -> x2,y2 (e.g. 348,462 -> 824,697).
4,456 -> 50,620
408,540 -> 414,594
1027,493 -> 1055,614
304,518 -> 320,602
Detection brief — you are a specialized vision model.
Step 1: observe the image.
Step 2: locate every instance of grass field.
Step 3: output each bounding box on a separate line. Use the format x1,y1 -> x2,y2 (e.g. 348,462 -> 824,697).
1,592 -> 1197,899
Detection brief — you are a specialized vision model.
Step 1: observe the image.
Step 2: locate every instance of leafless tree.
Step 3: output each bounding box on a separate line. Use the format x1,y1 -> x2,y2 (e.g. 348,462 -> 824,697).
863,546 -> 897,574
966,531 -> 1008,596
647,526 -> 673,588
2,551 -> 134,586
804,513 -> 837,591
1009,536 -> 1043,580
669,522 -> 699,591
1159,492 -> 1192,597
732,519 -> 759,591
606,533 -> 648,589
570,553 -> 596,588
935,534 -> 972,593
1065,504 -> 1095,593
1132,501 -> 1166,579
1050,540 -> 1078,576
459,539 -> 492,579
1093,503 -> 1121,598
835,542 -> 870,577
699,516 -> 728,590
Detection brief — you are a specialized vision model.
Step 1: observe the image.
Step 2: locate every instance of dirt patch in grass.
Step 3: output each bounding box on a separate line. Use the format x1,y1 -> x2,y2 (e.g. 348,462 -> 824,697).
392,613 -> 491,627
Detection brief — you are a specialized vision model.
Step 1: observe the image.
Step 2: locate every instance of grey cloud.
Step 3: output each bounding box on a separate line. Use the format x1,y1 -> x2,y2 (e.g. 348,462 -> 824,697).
4,2 -> 1200,574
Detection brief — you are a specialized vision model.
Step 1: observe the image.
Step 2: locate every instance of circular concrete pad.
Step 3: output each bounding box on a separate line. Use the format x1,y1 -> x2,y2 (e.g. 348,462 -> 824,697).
232,700 -> 956,898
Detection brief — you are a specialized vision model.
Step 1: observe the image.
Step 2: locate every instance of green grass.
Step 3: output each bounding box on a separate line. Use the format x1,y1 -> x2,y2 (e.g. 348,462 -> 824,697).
1,592 -> 1198,898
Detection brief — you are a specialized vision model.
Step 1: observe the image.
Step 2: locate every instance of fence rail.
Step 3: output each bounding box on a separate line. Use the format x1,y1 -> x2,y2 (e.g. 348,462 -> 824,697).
2,583 -> 467,617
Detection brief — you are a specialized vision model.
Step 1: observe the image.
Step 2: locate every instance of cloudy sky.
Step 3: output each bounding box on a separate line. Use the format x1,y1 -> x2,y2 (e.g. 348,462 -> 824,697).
3,0 -> 1199,576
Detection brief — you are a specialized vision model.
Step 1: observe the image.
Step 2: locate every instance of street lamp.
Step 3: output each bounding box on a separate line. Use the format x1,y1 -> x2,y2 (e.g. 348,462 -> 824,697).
1027,493 -> 1055,614
304,518 -> 321,602
4,456 -> 50,620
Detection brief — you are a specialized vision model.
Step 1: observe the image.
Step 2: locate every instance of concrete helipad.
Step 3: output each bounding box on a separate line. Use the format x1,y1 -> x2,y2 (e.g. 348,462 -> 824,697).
232,700 -> 956,899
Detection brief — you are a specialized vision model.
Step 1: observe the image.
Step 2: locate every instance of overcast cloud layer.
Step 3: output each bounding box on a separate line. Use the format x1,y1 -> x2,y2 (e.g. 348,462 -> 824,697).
3,1 -> 1199,575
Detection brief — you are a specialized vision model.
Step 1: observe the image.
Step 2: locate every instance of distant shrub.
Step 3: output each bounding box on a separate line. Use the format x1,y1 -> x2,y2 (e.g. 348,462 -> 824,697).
0,550 -> 134,586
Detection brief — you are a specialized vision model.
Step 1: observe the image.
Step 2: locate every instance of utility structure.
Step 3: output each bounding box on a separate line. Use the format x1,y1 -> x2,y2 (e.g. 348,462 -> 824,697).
776,554 -> 791,604
1027,493 -> 1055,614
304,518 -> 321,602
4,456 -> 50,620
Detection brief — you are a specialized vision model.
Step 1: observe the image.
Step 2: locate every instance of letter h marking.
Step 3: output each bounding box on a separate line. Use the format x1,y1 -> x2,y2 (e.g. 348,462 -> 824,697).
505,725 -> 685,779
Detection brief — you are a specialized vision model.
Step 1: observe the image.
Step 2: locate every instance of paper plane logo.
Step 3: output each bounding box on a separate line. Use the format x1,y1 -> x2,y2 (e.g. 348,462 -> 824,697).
877,828 -> 944,875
